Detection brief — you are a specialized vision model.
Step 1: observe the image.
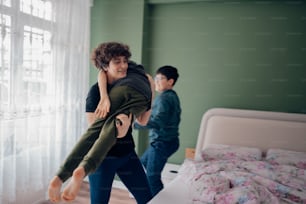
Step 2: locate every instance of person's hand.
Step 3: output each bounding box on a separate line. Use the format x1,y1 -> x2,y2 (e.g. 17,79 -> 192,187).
94,97 -> 110,119
116,113 -> 132,138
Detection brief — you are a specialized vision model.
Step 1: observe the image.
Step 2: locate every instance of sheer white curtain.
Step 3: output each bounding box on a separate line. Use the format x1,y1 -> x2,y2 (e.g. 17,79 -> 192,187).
0,0 -> 91,203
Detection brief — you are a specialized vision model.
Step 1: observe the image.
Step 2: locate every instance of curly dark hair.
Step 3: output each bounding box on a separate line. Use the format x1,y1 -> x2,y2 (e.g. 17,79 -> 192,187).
91,42 -> 131,70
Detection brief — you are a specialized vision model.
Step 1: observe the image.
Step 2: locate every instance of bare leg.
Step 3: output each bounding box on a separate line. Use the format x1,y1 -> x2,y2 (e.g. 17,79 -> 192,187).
48,176 -> 62,203
61,166 -> 85,202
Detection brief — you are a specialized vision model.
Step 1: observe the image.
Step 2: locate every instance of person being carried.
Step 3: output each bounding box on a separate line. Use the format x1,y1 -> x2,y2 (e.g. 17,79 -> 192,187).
48,42 -> 154,203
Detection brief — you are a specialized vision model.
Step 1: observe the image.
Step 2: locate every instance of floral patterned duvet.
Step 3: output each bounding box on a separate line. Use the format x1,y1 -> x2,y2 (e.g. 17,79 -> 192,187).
178,146 -> 306,204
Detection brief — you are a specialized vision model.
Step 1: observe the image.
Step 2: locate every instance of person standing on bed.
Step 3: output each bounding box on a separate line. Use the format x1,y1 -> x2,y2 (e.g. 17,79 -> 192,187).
134,65 -> 181,196
48,42 -> 153,203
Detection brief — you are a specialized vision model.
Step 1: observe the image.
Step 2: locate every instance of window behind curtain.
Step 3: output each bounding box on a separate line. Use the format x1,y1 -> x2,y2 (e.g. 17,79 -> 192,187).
0,1 -> 90,202
0,0 -> 54,158
1,0 -> 52,113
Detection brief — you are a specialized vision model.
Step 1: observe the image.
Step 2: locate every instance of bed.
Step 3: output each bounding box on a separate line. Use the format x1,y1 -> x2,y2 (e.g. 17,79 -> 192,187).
148,108 -> 306,204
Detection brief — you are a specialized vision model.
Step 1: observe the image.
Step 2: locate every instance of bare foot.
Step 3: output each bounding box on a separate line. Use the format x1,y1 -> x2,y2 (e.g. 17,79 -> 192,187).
48,176 -> 62,203
61,166 -> 85,202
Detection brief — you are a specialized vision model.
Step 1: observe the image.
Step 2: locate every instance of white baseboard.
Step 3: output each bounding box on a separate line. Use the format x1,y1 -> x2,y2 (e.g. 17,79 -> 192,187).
112,180 -> 127,190
84,176 -> 89,182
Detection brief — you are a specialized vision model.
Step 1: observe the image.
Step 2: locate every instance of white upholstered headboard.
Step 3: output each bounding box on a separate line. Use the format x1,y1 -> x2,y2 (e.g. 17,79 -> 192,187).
194,108 -> 306,160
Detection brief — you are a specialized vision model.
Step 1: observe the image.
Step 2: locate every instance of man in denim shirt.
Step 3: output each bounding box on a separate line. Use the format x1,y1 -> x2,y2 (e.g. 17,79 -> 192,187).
134,65 -> 181,196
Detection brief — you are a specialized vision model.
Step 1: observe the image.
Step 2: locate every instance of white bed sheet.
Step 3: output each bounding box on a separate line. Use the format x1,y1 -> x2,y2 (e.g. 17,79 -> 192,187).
148,175 -> 190,204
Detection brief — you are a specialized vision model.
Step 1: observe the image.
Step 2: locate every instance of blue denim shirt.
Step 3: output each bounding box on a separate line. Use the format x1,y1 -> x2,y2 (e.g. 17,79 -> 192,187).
135,89 -> 181,143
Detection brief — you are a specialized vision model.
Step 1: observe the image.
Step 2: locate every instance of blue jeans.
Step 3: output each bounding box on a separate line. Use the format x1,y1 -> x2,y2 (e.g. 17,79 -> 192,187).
140,139 -> 179,196
88,150 -> 152,204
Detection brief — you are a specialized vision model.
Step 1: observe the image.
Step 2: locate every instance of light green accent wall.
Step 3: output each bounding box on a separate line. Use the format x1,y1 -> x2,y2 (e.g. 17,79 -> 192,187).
148,0 -> 210,4
146,1 -> 306,164
90,0 -> 306,164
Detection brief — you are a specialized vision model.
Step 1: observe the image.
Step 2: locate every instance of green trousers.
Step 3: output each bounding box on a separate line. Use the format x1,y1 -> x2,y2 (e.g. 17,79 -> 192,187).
57,86 -> 150,182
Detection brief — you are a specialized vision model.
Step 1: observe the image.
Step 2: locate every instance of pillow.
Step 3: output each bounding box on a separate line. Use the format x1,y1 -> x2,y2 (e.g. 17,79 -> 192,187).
266,148 -> 306,169
201,144 -> 262,161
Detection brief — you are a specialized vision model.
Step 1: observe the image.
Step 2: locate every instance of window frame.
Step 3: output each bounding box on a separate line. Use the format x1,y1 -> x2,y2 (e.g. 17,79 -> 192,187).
0,0 -> 53,113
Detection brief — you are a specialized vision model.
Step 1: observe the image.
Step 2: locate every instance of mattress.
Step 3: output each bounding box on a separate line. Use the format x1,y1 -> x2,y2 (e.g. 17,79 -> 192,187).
148,175 -> 190,204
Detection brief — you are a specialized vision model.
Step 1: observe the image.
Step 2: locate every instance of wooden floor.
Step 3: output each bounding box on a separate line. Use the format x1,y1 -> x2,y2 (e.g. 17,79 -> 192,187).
109,188 -> 136,204
35,182 -> 136,204
70,182 -> 137,204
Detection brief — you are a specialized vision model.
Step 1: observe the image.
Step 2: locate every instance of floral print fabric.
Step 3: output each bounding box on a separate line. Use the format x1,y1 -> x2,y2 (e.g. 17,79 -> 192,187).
266,149 -> 306,169
201,144 -> 262,161
178,146 -> 306,204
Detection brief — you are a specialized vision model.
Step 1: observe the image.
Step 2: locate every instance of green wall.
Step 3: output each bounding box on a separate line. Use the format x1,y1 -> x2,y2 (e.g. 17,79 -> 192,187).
90,0 -> 306,164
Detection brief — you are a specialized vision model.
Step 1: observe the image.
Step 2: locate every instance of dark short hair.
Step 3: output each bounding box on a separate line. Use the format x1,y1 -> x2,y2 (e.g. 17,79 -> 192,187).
156,65 -> 179,85
91,42 -> 131,70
